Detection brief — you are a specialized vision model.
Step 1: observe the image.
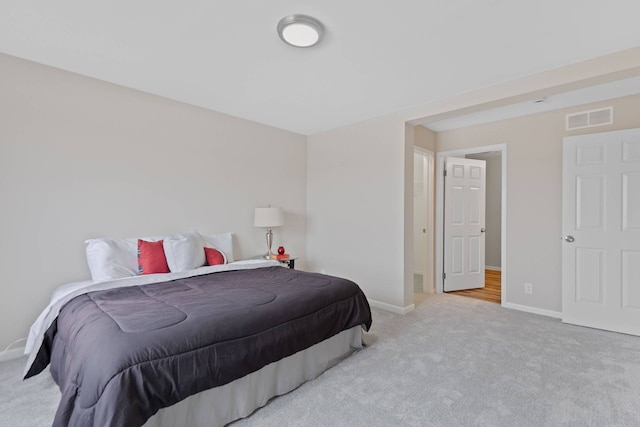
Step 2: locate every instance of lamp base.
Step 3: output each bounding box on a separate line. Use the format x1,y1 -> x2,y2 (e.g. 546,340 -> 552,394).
264,228 -> 274,259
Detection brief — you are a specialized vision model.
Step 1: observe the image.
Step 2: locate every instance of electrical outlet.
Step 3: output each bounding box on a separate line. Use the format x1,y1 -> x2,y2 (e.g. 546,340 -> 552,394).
524,282 -> 533,294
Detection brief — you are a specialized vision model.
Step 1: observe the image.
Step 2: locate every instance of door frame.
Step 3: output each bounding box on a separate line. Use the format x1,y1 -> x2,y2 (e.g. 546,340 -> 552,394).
435,143 -> 508,306
414,147 -> 435,292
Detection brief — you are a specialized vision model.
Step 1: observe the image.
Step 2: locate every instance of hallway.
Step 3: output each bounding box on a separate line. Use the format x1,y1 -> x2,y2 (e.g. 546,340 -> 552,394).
447,269 -> 501,304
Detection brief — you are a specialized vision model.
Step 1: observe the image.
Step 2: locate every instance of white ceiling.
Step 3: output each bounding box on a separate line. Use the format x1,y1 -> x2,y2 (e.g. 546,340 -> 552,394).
2,1 -> 640,135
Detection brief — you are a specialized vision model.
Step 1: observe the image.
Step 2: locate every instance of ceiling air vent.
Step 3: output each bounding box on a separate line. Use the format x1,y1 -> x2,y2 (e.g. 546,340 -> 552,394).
566,107 -> 613,130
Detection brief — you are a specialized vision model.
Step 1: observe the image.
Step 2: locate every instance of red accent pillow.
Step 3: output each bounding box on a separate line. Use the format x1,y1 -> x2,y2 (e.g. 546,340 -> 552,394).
204,247 -> 227,266
137,239 -> 170,274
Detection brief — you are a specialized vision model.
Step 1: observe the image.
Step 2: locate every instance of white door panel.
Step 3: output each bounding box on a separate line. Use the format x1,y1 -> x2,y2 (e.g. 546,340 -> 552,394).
444,157 -> 486,292
563,128 -> 640,336
623,172 -> 640,229
622,250 -> 640,308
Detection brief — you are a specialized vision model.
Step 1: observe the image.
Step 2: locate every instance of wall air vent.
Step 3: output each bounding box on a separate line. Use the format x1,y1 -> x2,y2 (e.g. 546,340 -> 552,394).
566,107 -> 613,131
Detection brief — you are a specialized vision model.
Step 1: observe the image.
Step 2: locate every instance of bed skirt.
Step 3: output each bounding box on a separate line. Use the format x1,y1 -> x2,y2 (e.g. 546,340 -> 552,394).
143,326 -> 363,427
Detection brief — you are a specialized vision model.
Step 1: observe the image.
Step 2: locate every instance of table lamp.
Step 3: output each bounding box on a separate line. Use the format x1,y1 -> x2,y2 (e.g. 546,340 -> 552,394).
254,206 -> 285,258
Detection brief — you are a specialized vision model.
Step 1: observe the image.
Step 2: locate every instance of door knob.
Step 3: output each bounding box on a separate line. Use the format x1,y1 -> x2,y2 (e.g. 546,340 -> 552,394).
481,228 -> 486,233
563,235 -> 575,243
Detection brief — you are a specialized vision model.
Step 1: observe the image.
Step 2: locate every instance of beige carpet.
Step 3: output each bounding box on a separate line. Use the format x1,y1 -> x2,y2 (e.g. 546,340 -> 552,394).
2,294 -> 640,426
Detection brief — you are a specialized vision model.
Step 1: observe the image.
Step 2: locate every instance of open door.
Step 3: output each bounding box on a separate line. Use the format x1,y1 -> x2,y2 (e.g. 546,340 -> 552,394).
562,128 -> 640,336
444,157 -> 486,292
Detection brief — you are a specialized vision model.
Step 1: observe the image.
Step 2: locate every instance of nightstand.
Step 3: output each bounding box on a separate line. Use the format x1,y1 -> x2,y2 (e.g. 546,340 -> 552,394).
277,257 -> 298,269
249,255 -> 298,269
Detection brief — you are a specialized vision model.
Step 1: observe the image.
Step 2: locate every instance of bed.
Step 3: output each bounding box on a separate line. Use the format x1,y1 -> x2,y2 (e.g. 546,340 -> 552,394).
24,249 -> 372,427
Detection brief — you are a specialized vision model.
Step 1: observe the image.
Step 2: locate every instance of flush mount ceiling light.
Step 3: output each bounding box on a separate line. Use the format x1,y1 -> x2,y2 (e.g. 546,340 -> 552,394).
277,14 -> 324,48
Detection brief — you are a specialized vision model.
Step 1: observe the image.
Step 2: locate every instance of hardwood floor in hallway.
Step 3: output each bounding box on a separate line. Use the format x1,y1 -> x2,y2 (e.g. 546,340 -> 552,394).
447,269 -> 501,304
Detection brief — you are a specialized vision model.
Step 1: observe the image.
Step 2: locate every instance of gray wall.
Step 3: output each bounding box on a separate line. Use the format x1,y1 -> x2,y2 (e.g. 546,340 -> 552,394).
0,53 -> 308,351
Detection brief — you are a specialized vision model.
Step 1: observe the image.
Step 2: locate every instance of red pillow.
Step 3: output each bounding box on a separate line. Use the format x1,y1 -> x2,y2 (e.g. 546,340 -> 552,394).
204,247 -> 227,266
138,239 -> 170,274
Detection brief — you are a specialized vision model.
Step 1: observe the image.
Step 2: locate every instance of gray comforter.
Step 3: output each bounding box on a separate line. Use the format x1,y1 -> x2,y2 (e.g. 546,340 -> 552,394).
25,266 -> 372,427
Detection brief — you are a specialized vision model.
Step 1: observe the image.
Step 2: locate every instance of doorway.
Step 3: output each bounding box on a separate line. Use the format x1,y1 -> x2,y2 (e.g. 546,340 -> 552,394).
435,144 -> 507,306
414,148 -> 434,305
446,151 -> 503,304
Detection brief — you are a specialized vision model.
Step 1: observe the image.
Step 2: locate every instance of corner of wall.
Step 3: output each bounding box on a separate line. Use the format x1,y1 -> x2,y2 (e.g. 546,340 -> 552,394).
403,123 -> 415,307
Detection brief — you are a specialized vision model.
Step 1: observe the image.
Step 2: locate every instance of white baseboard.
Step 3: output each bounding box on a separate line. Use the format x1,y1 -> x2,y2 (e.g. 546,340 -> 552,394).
368,299 -> 415,315
485,266 -> 501,271
0,346 -> 25,363
502,302 -> 562,319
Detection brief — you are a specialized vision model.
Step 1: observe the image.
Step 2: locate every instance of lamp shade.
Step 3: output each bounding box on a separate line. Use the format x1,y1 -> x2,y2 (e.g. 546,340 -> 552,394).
254,207 -> 284,227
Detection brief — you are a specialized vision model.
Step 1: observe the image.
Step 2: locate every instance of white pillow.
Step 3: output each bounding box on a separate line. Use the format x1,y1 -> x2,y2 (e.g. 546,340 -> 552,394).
163,231 -> 206,272
86,238 -> 136,282
201,232 -> 235,263
85,236 -> 163,282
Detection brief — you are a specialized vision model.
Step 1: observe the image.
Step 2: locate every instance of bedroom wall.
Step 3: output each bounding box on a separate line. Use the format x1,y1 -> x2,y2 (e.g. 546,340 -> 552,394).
0,53 -> 307,352
305,48 -> 640,316
437,92 -> 640,313
414,126 -> 436,152
306,116 -> 409,311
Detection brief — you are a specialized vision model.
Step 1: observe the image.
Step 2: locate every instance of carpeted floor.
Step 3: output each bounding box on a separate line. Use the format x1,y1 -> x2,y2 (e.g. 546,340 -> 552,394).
2,294 -> 640,426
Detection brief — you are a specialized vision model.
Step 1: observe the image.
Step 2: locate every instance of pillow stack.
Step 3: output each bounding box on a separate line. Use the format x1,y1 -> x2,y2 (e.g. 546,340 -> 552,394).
85,231 -> 234,282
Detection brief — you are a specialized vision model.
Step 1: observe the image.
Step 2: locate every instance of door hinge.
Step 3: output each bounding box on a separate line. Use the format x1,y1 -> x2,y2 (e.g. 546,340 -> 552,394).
443,169 -> 447,177
442,272 -> 446,280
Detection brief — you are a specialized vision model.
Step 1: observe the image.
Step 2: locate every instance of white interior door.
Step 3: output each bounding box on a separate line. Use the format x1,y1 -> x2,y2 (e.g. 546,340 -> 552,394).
444,157 -> 486,292
562,128 -> 640,336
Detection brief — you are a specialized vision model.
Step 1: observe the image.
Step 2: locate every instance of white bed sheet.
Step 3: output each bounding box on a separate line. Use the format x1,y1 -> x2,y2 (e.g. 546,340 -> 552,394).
24,259 -> 281,376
